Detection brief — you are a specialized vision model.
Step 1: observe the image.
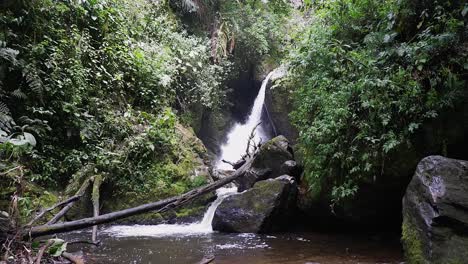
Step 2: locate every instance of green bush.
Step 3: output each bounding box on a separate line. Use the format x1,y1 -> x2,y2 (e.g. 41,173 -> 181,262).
286,0 -> 466,204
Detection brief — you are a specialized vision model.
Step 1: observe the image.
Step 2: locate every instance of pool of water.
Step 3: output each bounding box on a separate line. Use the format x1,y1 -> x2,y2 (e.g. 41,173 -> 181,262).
65,228 -> 402,264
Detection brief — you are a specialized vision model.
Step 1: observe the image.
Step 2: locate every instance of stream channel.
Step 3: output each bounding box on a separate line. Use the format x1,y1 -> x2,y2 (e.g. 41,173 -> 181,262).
66,72 -> 403,263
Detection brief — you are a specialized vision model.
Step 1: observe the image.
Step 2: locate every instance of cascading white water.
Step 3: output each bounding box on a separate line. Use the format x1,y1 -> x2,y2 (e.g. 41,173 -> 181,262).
105,186 -> 237,237
216,71 -> 275,170
105,72 -> 275,237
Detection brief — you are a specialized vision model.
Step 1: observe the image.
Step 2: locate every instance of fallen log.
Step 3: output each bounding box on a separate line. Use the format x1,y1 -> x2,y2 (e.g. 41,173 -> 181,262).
27,159 -> 252,238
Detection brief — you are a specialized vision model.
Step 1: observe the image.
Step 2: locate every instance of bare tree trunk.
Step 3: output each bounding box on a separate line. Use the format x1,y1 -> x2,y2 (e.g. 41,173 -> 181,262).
27,159 -> 252,238
91,175 -> 103,243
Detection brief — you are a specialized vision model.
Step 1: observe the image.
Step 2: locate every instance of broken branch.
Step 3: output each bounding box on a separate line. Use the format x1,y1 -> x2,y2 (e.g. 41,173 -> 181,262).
27,195 -> 82,226
47,178 -> 91,225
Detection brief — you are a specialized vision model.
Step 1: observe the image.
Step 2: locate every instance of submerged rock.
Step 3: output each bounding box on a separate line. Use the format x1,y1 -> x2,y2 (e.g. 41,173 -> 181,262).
235,135 -> 294,191
402,156 -> 468,263
212,175 -> 297,233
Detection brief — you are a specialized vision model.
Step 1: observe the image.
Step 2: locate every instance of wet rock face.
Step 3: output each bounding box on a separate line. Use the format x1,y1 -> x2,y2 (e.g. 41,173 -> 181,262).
212,176 -> 297,233
402,155 -> 468,264
280,160 -> 302,179
235,135 -> 294,192
264,66 -> 298,144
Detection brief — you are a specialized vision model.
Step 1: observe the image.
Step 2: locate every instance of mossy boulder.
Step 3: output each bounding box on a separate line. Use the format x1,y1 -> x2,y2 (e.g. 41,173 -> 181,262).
212,175 -> 297,233
402,156 -> 468,264
235,135 -> 294,191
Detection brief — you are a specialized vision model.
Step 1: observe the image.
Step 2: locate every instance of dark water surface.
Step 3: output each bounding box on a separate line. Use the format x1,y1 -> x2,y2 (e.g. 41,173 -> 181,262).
65,229 -> 402,264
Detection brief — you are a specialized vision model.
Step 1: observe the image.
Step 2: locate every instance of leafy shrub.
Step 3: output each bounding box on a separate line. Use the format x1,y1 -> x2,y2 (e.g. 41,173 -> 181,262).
286,0 -> 466,204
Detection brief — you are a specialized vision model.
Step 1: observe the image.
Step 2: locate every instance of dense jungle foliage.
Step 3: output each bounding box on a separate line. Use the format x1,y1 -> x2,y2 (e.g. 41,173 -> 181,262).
0,0 -> 289,218
1,0 -> 467,224
286,0 -> 467,204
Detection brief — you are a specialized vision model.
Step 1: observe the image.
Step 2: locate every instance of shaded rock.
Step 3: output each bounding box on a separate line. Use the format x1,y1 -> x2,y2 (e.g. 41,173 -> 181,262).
236,168 -> 272,192
212,175 -> 297,233
402,156 -> 468,264
280,160 -> 302,179
235,135 -> 294,191
264,66 -> 299,144
198,109 -> 234,156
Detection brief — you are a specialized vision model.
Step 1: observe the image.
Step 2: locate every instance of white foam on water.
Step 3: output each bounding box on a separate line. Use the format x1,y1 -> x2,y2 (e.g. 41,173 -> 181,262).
104,186 -> 237,237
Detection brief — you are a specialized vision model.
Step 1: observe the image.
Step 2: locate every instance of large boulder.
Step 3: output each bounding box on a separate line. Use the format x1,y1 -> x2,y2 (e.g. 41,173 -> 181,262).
402,156 -> 468,264
212,175 -> 297,233
235,135 -> 294,191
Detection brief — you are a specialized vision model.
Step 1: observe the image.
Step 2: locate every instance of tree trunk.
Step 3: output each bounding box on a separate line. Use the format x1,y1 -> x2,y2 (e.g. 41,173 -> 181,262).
27,159 -> 252,238
91,175 -> 103,243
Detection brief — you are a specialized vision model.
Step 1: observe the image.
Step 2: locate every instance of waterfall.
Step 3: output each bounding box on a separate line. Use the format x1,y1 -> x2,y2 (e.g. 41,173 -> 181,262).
105,186 -> 237,237
216,71 -> 275,170
105,72 -> 276,237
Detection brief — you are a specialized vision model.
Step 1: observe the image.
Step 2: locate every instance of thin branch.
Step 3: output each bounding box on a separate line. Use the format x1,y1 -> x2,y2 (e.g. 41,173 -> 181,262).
47,178 -> 92,225
26,195 -> 82,226
221,159 -> 235,166
245,122 -> 262,157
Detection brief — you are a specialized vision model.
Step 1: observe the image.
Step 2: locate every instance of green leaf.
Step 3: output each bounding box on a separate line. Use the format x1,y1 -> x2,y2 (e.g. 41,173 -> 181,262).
48,239 -> 68,257
31,241 -> 40,250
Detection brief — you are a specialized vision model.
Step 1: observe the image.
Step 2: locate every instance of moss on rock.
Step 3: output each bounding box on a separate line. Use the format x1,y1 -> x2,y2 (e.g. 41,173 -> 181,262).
101,122 -> 214,224
402,217 -> 426,264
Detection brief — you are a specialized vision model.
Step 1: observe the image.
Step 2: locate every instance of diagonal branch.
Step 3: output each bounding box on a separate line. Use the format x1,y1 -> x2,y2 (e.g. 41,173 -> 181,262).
46,178 -> 92,225
26,195 -> 82,226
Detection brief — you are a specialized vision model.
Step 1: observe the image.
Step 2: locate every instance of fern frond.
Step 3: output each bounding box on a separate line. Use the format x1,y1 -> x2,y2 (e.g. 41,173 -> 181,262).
0,47 -> 19,65
0,112 -> 14,133
0,101 -> 10,115
11,89 -> 27,100
22,65 -> 43,97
